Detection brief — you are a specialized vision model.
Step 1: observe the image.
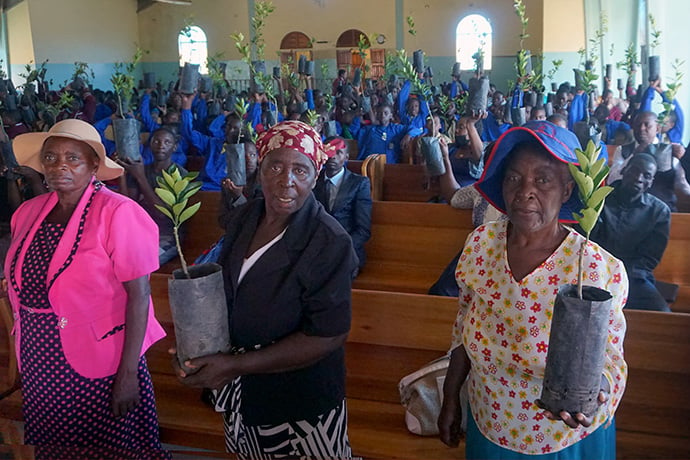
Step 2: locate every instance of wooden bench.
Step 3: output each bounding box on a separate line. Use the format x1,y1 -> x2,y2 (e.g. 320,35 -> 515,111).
2,279 -> 689,458
145,284 -> 690,459
146,282 -> 462,459
352,201 -> 474,295
353,200 -> 690,313
159,190 -> 690,313
348,160 -> 441,202
653,212 -> 690,313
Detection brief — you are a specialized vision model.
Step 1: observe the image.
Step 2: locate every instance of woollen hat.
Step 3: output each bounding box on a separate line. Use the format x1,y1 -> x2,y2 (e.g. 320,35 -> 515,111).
13,119 -> 123,181
474,120 -> 583,222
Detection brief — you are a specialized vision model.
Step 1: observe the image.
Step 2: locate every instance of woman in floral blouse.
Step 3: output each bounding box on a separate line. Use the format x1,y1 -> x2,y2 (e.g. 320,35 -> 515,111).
438,121 -> 628,460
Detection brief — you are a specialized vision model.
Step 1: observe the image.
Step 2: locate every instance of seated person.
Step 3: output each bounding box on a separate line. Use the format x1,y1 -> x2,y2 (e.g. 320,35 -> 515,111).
529,105 -> 547,121
180,92 -> 247,190
1,110 -> 30,139
398,81 -> 429,133
429,122 -> 505,297
589,153 -> 671,311
140,89 -> 188,166
593,104 -> 631,145
350,102 -> 421,163
218,140 -> 261,229
117,126 -> 187,264
448,114 -> 486,186
313,137 -> 372,273
608,111 -> 689,211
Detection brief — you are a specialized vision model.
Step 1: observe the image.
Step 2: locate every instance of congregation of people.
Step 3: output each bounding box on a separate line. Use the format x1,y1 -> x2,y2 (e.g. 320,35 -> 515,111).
0,13 -> 686,457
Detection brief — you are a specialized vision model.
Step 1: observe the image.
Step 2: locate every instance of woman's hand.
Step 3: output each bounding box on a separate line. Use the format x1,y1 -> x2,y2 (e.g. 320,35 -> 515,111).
438,396 -> 464,447
537,375 -> 610,429
112,367 -> 140,417
170,348 -> 238,390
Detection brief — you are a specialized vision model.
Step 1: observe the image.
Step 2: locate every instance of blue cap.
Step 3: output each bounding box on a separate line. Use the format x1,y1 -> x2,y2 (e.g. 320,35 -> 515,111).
474,120 -> 583,222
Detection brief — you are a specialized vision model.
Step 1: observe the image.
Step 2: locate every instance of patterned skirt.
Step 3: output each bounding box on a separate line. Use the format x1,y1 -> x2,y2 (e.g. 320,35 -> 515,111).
20,307 -> 169,460
217,378 -> 352,460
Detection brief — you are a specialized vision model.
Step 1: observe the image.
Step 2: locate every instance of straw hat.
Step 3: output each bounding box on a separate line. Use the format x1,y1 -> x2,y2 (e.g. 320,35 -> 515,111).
13,119 -> 124,181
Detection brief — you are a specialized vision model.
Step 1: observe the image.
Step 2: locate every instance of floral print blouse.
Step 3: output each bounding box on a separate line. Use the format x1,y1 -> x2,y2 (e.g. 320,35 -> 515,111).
452,220 -> 628,455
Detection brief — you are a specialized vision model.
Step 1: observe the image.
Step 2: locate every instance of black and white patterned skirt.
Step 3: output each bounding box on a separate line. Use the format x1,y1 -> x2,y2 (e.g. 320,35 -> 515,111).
214,378 -> 352,460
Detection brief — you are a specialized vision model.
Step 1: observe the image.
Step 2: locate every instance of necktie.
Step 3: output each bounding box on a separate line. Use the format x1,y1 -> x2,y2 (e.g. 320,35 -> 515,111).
326,180 -> 336,211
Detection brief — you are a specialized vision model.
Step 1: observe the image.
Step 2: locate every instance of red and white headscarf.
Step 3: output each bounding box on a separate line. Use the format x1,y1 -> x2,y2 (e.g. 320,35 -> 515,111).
256,120 -> 338,171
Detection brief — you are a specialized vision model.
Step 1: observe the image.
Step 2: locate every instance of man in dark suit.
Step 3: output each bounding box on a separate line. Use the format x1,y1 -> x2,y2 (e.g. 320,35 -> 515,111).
314,137 -> 372,272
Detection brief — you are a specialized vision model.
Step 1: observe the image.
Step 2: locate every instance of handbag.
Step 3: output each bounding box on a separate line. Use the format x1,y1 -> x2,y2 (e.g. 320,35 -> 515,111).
398,354 -> 449,436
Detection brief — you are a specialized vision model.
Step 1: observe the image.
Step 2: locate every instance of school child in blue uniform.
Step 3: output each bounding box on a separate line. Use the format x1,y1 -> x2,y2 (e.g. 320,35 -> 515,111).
350,103 -> 422,163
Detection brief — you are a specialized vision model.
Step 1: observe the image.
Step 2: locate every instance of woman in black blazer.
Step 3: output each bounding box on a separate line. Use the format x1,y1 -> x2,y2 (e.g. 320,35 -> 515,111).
175,120 -> 358,460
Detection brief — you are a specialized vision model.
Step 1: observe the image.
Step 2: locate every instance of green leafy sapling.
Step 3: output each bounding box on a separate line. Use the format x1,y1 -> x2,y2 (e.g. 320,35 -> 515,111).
111,47 -> 145,118
406,16 -> 417,37
649,14 -> 662,53
396,49 -> 432,121
567,140 -> 614,299
659,59 -> 684,129
305,109 -> 319,127
616,43 -> 639,87
154,166 -> 203,278
513,0 -> 535,85
72,62 -> 95,85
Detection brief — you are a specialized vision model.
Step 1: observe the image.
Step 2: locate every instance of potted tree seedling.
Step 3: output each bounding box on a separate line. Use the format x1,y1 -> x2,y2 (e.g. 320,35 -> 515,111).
617,43 -> 639,97
658,59 -> 684,130
71,61 -> 95,91
155,166 -> 230,373
231,1 -> 278,126
467,45 -> 490,118
111,47 -> 145,161
511,0 -> 533,126
647,14 -> 662,83
538,140 -> 615,417
224,97 -> 249,187
396,49 -> 443,175
206,52 -> 228,117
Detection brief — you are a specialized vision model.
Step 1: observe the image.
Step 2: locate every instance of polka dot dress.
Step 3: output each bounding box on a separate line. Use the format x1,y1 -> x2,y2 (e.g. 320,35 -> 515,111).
18,221 -> 169,459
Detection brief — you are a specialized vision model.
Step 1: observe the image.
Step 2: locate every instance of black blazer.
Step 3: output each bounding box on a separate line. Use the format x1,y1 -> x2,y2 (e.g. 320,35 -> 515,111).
313,168 -> 372,267
220,194 -> 358,425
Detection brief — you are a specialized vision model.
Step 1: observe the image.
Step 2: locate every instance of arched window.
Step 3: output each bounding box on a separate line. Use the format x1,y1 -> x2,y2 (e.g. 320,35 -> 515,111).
178,25 -> 208,74
279,31 -> 313,74
280,31 -> 312,50
335,29 -> 383,80
456,14 -> 492,71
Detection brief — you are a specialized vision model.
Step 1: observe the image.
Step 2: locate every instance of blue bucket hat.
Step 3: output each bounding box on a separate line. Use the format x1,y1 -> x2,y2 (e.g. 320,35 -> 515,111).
474,120 -> 583,222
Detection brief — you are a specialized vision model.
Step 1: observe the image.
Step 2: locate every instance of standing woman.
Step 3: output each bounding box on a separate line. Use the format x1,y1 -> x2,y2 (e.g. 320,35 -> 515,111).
174,120 -> 358,460
4,120 -> 168,458
438,121 -> 628,459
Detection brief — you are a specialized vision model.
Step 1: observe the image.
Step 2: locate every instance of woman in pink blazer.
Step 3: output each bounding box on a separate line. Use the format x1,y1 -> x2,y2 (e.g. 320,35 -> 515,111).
4,120 -> 168,458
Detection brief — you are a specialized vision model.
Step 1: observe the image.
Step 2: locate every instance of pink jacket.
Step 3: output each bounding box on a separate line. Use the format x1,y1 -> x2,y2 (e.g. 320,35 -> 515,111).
4,181 -> 166,379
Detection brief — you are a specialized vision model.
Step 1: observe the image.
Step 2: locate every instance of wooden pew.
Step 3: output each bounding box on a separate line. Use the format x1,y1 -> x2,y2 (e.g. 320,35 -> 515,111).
353,202 -> 473,294
145,283 -> 690,459
653,212 -> 690,313
354,199 -> 690,312
165,190 -> 690,313
348,160 -> 440,202
146,281 -> 461,459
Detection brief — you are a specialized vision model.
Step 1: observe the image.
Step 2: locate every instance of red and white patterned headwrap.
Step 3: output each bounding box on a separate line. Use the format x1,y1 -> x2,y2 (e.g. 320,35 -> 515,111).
256,120 -> 338,171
